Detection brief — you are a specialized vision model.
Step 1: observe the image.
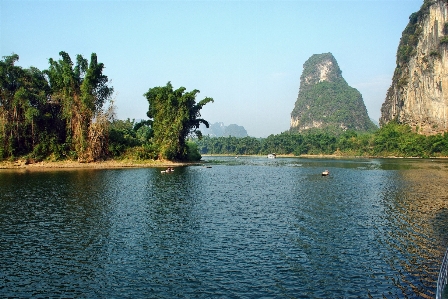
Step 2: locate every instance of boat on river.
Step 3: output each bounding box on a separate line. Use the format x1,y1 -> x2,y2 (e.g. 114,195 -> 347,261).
161,168 -> 175,174
267,153 -> 276,159
322,170 -> 330,176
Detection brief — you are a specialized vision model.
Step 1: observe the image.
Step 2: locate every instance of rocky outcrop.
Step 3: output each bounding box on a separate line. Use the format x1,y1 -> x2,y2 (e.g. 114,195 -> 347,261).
380,0 -> 448,134
290,53 -> 376,134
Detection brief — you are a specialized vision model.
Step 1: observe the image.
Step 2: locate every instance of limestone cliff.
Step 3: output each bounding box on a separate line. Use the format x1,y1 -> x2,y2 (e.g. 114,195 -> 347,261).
290,53 -> 376,134
380,0 -> 448,134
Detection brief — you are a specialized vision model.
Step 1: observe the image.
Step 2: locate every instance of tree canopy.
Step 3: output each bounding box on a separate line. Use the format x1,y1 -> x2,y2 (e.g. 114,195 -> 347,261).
45,51 -> 114,161
0,54 -> 51,158
0,52 -> 114,162
144,82 -> 213,160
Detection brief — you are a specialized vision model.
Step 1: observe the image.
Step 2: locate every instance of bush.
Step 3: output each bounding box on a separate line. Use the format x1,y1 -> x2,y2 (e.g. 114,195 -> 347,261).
118,144 -> 158,160
440,36 -> 448,45
429,50 -> 441,58
186,141 -> 202,161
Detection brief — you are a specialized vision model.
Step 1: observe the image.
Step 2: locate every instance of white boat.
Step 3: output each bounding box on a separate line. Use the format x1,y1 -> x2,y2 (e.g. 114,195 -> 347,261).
322,170 -> 330,176
161,167 -> 175,174
267,153 -> 276,159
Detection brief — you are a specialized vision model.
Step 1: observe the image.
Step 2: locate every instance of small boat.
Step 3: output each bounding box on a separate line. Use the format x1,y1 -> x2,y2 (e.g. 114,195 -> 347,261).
322,170 -> 330,176
161,167 -> 175,174
267,153 -> 276,159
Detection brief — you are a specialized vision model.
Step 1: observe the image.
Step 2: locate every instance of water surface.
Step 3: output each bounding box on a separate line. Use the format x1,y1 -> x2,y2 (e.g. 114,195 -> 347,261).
1,157 -> 448,298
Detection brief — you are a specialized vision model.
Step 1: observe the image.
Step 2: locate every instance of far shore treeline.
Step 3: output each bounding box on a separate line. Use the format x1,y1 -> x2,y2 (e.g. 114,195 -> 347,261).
195,123 -> 448,158
2,52 -> 448,163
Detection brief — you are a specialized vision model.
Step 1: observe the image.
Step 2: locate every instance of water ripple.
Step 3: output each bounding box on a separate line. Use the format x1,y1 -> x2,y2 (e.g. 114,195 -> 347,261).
1,158 -> 448,298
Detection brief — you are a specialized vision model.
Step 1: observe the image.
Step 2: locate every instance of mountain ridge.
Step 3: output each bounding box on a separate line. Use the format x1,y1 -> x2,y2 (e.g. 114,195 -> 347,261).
200,122 -> 248,137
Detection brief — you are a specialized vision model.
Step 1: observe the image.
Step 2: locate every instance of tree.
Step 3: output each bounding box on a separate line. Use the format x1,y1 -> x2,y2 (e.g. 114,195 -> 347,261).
144,82 -> 213,160
45,51 -> 113,161
0,54 -> 50,159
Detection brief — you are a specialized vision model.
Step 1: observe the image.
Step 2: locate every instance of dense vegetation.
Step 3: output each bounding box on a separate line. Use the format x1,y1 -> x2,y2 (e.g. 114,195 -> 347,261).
394,0 -> 433,82
0,53 -> 211,162
144,82 -> 213,160
0,52 -> 114,162
2,52 -> 447,163
195,121 -> 448,158
291,79 -> 377,134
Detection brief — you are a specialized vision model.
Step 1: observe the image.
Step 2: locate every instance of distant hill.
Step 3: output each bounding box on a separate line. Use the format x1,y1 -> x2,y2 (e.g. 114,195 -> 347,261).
290,53 -> 377,134
200,122 -> 248,137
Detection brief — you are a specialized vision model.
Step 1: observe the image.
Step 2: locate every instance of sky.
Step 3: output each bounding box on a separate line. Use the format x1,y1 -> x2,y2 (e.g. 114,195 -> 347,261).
1,0 -> 423,137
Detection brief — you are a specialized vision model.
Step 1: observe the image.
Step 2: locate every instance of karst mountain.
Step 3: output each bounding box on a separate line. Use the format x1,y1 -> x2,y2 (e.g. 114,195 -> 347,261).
290,53 -> 376,134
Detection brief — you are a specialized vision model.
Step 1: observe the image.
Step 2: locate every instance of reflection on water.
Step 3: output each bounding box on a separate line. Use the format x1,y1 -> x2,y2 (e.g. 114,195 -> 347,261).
0,157 -> 448,298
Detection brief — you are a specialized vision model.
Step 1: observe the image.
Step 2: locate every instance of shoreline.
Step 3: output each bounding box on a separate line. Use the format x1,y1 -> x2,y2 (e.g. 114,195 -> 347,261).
0,159 -> 200,171
1,154 -> 447,171
202,153 -> 448,159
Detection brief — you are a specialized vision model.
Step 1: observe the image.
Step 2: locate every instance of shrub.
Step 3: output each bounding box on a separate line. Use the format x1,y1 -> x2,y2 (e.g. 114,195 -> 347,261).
186,141 -> 202,161
440,36 -> 448,45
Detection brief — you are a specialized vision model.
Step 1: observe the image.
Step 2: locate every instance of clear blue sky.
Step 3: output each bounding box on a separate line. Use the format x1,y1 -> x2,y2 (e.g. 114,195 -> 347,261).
1,0 -> 422,137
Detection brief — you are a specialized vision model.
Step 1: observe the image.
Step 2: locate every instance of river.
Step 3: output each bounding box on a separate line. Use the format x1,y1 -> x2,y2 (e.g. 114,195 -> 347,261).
1,156 -> 448,298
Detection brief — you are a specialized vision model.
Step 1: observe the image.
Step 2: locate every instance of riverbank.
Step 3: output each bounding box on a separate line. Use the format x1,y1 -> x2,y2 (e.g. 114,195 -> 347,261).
1,154 -> 447,170
203,153 -> 448,159
0,159 -> 198,171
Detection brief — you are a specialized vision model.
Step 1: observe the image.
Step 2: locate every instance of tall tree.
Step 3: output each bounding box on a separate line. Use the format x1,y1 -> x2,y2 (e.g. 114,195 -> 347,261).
144,82 -> 213,160
45,51 -> 113,161
0,54 -> 50,159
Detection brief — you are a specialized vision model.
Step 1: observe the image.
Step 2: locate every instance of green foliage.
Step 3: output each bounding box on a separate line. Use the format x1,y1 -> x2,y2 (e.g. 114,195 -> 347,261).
300,53 -> 342,84
186,141 -> 202,161
291,53 -> 376,135
291,78 -> 377,134
108,119 -> 140,157
440,36 -> 448,45
45,51 -> 114,161
397,76 -> 409,88
119,144 -> 158,161
372,121 -> 432,157
0,52 -> 116,162
195,123 -> 448,158
443,22 -> 448,35
144,82 -> 213,161
2,51 -> 447,163
0,54 -> 54,159
429,50 -> 441,59
393,0 -> 433,87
